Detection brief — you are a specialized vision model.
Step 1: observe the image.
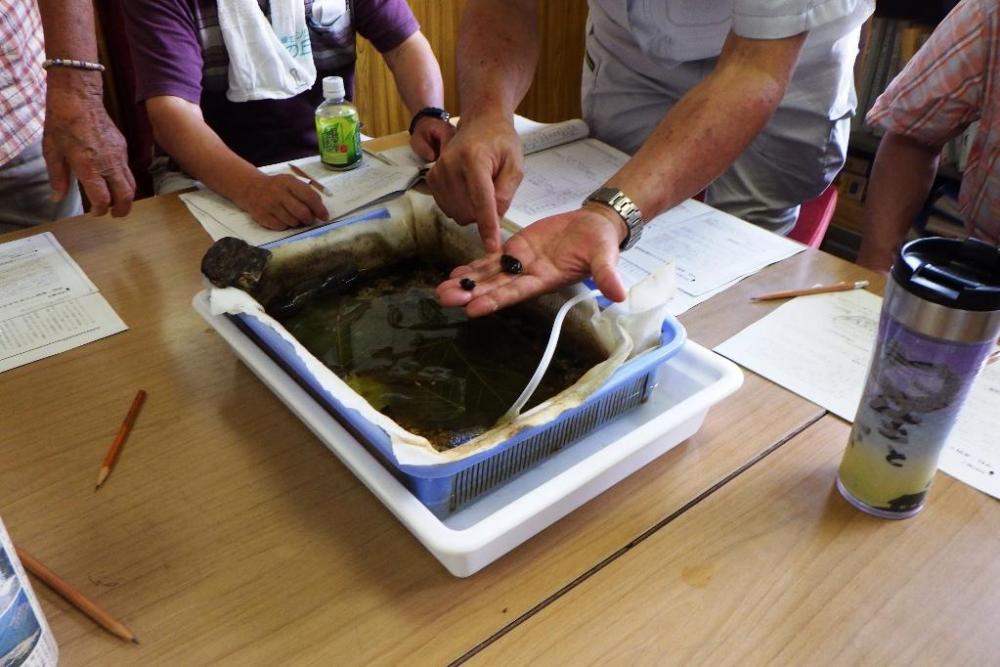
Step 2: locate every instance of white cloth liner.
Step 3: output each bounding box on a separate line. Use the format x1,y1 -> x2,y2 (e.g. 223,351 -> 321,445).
216,0 -> 317,101
208,192 -> 677,466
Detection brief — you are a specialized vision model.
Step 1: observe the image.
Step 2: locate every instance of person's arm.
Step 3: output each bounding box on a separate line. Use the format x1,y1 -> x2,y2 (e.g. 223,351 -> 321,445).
856,132 -> 942,272
605,31 -> 806,225
436,30 -> 807,317
425,0 -> 540,252
144,96 -> 327,230
36,0 -> 135,217
381,31 -> 453,162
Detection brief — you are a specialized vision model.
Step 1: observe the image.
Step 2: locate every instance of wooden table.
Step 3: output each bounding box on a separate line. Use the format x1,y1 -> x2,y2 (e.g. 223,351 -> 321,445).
3,184 -> 989,665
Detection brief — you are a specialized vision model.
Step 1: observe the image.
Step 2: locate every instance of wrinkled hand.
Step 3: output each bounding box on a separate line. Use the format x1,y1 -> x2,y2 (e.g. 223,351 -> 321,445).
43,71 -> 135,217
436,206 -> 628,317
425,116 -> 523,254
235,173 -> 329,230
409,116 -> 456,163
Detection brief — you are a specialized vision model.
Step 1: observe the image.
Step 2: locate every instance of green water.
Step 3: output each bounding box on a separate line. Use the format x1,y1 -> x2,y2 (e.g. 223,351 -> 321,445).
272,261 -> 604,450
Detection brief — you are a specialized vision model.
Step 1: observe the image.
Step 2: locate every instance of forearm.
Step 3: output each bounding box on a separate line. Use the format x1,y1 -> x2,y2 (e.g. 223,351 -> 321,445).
857,132 -> 941,271
37,0 -> 103,103
383,32 -> 444,114
456,0 -> 539,124
608,32 -> 805,222
146,96 -> 260,201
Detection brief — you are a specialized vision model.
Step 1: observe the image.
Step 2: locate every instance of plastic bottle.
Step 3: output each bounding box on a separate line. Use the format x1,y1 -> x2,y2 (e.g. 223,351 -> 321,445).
315,76 -> 362,170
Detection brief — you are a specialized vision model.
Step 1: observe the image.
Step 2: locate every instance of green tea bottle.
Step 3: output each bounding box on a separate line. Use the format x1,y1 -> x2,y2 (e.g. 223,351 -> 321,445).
315,76 -> 362,170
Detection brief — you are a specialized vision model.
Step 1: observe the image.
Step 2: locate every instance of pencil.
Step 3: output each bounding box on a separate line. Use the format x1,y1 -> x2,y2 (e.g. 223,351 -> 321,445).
988,350 -> 999,365
751,279 -> 870,302
14,546 -> 139,644
288,164 -> 331,195
96,390 -> 146,490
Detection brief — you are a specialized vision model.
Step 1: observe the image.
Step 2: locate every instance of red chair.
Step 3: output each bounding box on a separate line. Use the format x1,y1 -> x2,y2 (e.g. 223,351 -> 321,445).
789,184 -> 839,248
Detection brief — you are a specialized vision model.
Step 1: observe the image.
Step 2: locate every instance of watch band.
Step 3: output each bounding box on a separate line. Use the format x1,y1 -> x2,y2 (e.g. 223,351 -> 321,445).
583,187 -> 645,251
408,107 -> 451,135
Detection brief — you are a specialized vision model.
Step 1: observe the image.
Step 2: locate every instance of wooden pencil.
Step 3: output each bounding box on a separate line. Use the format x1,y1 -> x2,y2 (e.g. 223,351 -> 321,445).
14,546 -> 139,644
96,389 -> 146,490
288,164 -> 331,195
751,279 -> 870,302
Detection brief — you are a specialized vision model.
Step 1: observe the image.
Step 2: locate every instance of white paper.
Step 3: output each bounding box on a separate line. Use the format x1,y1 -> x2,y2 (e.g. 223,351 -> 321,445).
0,518 -> 59,667
0,233 -> 127,373
505,138 -> 629,229
715,289 -> 1000,500
180,156 -> 419,246
938,361 -> 1000,498
714,289 -> 881,421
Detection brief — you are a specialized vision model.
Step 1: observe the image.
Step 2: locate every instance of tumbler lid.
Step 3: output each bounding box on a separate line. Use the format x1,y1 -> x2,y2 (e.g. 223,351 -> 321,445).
892,237 -> 1000,312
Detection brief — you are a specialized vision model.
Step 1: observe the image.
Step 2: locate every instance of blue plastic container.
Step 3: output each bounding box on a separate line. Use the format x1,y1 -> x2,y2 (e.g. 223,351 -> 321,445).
234,209 -> 688,516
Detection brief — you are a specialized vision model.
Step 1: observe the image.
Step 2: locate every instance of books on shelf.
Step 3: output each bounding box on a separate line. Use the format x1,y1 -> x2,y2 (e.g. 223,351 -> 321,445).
854,17 -> 934,135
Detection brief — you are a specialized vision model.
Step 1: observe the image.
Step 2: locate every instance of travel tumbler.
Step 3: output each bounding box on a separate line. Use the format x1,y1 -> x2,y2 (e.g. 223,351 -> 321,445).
837,237 -> 1000,519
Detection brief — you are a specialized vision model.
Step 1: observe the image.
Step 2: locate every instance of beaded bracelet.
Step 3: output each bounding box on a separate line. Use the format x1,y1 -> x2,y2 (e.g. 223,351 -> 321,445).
42,58 -> 106,73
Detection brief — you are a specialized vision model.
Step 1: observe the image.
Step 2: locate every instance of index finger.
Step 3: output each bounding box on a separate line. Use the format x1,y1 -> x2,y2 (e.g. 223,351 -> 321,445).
466,167 -> 502,253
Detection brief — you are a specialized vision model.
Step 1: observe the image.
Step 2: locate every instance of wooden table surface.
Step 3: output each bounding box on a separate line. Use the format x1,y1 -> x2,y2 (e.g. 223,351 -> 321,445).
3,182 -> 973,667
471,416 -> 1000,665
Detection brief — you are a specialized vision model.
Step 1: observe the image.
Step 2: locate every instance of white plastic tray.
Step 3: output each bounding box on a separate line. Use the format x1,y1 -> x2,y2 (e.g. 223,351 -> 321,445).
194,291 -> 743,576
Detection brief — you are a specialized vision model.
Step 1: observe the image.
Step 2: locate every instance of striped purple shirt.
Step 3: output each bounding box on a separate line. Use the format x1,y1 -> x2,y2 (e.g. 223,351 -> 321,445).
0,0 -> 46,167
868,0 -> 1000,243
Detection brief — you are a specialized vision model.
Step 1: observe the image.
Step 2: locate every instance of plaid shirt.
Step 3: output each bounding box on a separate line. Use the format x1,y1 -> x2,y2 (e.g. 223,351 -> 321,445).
868,0 -> 1000,243
0,0 -> 46,167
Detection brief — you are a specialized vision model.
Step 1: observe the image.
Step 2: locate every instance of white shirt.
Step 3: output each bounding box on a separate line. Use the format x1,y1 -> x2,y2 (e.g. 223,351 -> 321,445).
590,0 -> 875,119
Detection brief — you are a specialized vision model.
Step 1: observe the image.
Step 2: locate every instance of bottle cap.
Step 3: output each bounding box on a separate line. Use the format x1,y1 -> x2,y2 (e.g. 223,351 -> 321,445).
892,237 -> 1000,312
322,76 -> 345,100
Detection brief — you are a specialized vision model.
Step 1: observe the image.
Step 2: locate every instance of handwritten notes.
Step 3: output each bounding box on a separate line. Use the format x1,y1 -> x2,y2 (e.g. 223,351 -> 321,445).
622,201 -> 806,298
715,289 -> 882,420
0,233 -> 126,373
715,290 -> 1000,500
180,157 -> 420,246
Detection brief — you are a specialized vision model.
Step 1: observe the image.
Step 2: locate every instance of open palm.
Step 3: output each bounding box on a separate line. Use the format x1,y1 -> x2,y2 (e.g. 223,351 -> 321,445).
436,207 -> 627,317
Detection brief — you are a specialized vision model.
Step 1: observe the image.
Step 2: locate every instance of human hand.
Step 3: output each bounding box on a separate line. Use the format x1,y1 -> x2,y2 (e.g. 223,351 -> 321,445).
425,116 -> 523,254
235,173 -> 329,230
409,115 -> 456,163
42,69 -> 135,217
436,206 -> 628,317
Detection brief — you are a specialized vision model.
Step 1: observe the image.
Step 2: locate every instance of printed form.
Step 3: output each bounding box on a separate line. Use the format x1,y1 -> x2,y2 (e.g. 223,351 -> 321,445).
0,233 -> 126,373
714,289 -> 1000,500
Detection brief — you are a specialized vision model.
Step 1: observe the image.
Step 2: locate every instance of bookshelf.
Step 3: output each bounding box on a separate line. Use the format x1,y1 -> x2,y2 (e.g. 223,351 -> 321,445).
822,1 -> 962,261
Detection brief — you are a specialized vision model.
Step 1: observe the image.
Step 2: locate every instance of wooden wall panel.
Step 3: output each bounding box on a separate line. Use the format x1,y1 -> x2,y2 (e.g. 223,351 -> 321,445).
354,1 -> 588,137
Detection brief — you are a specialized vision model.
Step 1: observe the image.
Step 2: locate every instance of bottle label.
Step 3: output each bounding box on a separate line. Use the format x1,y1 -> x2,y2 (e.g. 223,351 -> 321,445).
316,115 -> 361,168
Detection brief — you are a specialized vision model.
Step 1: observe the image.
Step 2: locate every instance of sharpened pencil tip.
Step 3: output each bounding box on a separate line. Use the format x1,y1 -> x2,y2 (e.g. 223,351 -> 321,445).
131,637 -> 140,645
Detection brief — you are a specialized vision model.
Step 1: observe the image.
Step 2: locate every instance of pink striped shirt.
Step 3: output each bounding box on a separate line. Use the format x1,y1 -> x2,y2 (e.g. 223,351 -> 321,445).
867,0 -> 1000,244
0,0 -> 46,167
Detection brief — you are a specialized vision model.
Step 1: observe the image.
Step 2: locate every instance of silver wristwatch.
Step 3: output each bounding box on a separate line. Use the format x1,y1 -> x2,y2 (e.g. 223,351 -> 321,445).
583,187 -> 645,251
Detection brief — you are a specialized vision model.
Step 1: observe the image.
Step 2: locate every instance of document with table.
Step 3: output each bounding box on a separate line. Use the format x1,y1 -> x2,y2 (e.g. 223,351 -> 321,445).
0,233 -> 127,374
715,289 -> 1000,499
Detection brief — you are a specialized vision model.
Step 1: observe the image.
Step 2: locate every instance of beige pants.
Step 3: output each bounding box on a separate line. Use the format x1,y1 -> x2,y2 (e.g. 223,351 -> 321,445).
581,13 -> 856,234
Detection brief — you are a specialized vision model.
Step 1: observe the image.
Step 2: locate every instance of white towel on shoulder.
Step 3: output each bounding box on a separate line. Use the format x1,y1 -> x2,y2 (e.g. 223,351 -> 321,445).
216,0 -> 317,102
